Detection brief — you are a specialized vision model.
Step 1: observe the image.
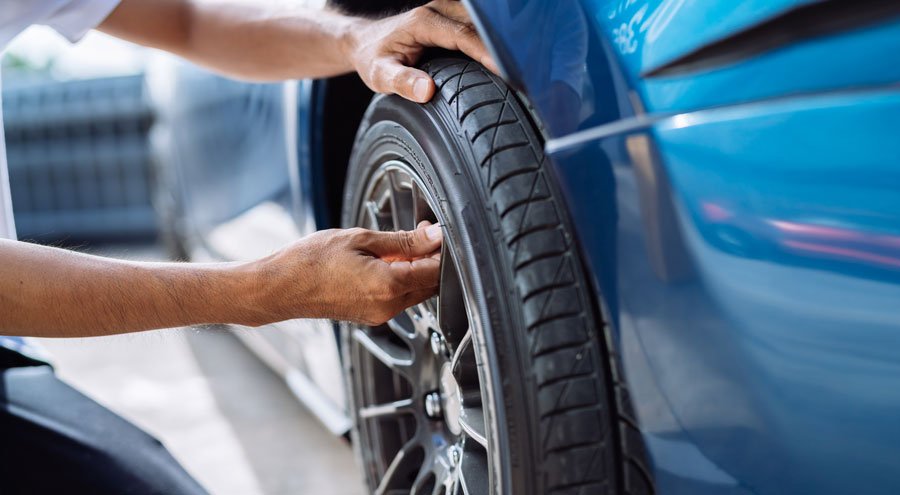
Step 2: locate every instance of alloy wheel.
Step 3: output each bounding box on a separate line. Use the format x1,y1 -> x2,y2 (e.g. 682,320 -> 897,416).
346,160 -> 494,495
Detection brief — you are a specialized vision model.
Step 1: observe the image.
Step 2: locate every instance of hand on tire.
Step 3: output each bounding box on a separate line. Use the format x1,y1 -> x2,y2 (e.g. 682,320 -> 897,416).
344,0 -> 498,103
254,223 -> 442,325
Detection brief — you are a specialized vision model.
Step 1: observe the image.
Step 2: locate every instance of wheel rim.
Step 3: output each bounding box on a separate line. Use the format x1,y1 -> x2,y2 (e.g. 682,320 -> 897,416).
348,160 -> 494,495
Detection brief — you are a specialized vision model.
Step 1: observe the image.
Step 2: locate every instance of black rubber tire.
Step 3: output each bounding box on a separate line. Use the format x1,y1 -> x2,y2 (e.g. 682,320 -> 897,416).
343,57 -> 654,495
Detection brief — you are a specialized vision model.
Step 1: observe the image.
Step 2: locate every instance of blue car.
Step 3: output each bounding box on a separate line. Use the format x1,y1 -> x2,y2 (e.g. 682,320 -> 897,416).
149,1 -> 900,494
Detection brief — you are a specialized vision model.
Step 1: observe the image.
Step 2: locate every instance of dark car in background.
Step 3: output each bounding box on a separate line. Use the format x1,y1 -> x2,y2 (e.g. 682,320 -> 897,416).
149,1 -> 900,494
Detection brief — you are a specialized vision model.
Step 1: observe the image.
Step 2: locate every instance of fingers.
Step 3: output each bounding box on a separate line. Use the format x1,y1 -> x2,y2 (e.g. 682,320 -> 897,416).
365,224 -> 442,259
352,0 -> 499,103
425,0 -> 469,23
410,3 -> 500,75
374,57 -> 436,103
416,222 -> 441,260
399,287 -> 439,309
389,256 -> 440,292
361,255 -> 439,325
366,286 -> 437,326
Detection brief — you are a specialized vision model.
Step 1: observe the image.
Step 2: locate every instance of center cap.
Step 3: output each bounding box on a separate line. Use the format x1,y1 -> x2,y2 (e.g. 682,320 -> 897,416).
440,363 -> 462,435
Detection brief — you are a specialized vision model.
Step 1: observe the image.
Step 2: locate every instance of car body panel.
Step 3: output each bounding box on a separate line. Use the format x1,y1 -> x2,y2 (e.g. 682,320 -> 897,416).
467,0 -> 900,134
148,61 -> 349,432
545,87 -> 900,494
154,66 -> 291,234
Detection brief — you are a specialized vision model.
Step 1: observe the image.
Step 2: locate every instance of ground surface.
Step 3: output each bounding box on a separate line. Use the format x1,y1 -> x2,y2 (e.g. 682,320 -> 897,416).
34,243 -> 365,495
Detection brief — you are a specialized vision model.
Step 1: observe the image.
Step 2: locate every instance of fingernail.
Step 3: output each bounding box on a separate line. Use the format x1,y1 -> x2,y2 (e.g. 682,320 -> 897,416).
413,78 -> 430,102
426,223 -> 442,241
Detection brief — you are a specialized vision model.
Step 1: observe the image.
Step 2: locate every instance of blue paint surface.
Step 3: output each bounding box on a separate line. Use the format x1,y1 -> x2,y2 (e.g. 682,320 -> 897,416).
469,0 -> 900,493
469,0 -> 900,132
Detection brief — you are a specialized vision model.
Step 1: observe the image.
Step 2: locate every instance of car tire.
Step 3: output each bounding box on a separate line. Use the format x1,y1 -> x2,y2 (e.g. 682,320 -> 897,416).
341,57 -> 653,495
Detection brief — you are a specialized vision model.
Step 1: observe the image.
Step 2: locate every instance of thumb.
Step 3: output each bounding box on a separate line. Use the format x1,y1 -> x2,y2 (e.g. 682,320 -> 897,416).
367,224 -> 442,260
376,58 -> 435,103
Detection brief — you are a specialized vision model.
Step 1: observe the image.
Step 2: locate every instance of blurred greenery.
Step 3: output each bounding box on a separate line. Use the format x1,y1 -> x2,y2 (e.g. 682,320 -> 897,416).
1,51 -> 55,75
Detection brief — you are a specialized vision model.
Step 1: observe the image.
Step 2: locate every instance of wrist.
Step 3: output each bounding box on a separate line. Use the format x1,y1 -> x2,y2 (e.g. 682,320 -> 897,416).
227,246 -> 323,326
337,15 -> 369,72
215,259 -> 280,327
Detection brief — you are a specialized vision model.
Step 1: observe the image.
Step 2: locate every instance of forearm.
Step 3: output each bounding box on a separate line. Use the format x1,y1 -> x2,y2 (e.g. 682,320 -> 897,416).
99,0 -> 496,102
0,225 -> 441,337
0,239 -> 267,338
99,0 -> 359,81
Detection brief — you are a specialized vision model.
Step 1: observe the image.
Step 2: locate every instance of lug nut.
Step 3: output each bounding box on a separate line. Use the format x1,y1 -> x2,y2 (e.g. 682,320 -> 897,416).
425,392 -> 442,419
430,332 -> 446,355
449,446 -> 462,467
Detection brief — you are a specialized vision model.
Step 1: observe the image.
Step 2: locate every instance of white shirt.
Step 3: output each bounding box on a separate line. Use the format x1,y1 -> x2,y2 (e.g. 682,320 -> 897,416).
0,0 -> 122,240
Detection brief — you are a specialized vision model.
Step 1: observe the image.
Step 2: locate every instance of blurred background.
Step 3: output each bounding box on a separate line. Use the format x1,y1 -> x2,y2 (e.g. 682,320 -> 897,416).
2,26 -> 363,495
3,27 -> 154,243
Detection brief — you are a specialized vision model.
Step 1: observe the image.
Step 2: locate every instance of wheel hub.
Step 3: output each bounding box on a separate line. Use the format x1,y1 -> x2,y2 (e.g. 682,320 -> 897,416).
440,363 -> 463,436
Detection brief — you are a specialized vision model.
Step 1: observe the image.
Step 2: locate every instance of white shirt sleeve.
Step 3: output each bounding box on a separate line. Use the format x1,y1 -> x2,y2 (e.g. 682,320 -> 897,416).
0,78 -> 15,240
1,0 -> 122,47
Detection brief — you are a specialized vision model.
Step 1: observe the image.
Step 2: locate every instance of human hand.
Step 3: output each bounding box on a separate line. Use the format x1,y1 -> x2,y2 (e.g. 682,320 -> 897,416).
249,223 -> 442,326
343,0 -> 499,103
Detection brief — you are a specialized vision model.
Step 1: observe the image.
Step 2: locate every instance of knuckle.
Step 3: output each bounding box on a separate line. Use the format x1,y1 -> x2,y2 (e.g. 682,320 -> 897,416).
366,65 -> 387,93
390,70 -> 408,91
411,6 -> 432,22
455,22 -> 475,37
347,227 -> 369,243
397,231 -> 415,253
405,7 -> 422,24
366,66 -> 379,85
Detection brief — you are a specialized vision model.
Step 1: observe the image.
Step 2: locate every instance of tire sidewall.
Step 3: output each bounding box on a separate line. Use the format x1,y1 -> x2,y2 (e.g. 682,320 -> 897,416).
343,94 -> 537,495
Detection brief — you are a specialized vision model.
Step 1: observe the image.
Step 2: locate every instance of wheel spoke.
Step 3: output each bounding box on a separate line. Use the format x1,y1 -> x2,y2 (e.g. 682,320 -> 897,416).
388,170 -> 415,232
438,249 -> 467,343
360,398 -> 414,419
409,454 -> 436,494
450,329 -> 480,387
412,181 -> 434,227
375,439 -> 419,495
403,305 -> 432,338
450,329 -> 472,374
459,405 -> 488,448
353,329 -> 413,371
386,314 -> 416,341
413,300 -> 438,336
458,446 -> 490,495
365,200 -> 381,230
365,201 -> 393,230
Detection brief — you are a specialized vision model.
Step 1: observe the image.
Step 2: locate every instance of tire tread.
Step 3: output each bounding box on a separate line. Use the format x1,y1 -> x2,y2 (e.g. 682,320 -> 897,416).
424,57 -> 656,495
